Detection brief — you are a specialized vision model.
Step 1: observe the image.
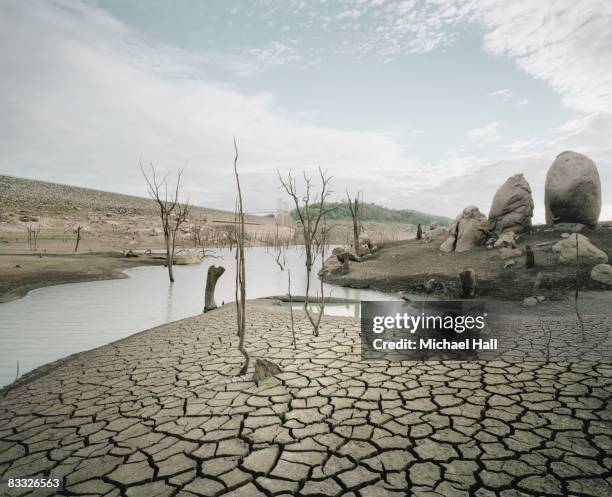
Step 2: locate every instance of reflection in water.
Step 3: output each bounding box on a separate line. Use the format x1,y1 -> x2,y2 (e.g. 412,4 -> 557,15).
0,246 -> 399,387
166,281 -> 174,323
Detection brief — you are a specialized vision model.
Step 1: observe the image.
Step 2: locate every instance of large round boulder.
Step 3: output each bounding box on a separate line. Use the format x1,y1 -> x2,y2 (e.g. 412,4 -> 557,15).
440,206 -> 488,253
488,174 -> 534,234
544,151 -> 601,228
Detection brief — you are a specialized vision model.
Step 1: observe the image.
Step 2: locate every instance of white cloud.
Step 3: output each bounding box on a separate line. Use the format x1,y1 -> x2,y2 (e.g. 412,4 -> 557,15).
488,88 -> 512,99
516,98 -> 529,107
467,121 -> 502,142
468,0 -> 612,114
0,0 -> 417,211
337,10 -> 362,20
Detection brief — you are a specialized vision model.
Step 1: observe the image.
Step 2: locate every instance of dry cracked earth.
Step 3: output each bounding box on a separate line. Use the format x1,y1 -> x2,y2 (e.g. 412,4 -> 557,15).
0,300 -> 611,497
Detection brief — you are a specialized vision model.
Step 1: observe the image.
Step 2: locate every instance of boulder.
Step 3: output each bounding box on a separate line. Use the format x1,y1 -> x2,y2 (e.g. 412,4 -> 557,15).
544,151 -> 602,228
591,264 -> 612,286
441,206 -> 488,253
499,247 -> 522,260
253,358 -> 282,383
488,174 -> 534,234
494,231 -> 517,249
522,296 -> 538,307
423,226 -> 449,243
552,233 -> 608,265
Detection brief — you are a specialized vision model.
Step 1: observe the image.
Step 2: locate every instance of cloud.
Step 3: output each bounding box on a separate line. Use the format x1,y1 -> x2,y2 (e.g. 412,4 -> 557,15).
468,0 -> 612,114
467,121 -> 502,142
0,0 -> 417,211
488,88 -> 513,99
0,0 -> 610,223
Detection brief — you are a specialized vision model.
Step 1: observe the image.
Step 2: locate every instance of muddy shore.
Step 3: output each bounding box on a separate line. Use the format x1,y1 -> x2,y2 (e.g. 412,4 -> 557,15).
0,252 -> 167,303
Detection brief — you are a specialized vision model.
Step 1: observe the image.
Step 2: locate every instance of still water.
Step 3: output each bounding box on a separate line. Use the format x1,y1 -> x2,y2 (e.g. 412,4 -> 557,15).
0,246 -> 399,387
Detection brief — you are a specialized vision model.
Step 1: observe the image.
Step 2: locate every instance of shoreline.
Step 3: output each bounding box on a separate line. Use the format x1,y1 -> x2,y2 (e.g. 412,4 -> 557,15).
0,250 -> 169,303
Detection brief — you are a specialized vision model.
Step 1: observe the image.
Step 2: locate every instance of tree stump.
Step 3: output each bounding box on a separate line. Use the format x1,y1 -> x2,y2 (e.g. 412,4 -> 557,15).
525,244 -> 535,269
416,224 -> 422,240
204,265 -> 225,313
459,269 -> 477,298
341,255 -> 350,274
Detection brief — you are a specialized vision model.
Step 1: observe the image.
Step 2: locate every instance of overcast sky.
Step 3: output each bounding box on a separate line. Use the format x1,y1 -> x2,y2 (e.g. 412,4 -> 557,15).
1,0 -> 610,221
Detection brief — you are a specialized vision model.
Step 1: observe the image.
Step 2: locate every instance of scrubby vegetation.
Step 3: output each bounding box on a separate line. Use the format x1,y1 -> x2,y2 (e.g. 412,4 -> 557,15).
292,201 -> 451,226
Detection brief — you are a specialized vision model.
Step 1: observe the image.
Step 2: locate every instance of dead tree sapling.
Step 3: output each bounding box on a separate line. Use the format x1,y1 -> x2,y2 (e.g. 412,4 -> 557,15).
25,223 -> 41,251
278,168 -> 332,336
233,138 -> 250,375
141,162 -> 190,282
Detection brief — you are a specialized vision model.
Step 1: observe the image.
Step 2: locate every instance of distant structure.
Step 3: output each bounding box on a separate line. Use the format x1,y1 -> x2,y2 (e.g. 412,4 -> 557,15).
275,198 -> 293,226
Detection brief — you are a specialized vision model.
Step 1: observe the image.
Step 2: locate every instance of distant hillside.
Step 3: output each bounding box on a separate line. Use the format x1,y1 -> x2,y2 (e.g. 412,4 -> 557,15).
0,175 -> 268,224
292,201 -> 451,226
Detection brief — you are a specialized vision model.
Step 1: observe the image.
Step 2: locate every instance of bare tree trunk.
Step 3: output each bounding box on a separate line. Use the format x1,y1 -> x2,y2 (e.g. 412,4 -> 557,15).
204,265 -> 225,313
288,268 -> 296,349
347,192 -> 361,255
165,235 -> 174,282
233,139 -> 250,376
74,225 -> 82,252
416,224 -> 422,240
574,235 -> 585,342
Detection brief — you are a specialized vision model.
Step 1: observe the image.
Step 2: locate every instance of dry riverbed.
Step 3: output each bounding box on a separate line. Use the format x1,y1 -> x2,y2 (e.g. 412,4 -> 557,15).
0,300 -> 610,496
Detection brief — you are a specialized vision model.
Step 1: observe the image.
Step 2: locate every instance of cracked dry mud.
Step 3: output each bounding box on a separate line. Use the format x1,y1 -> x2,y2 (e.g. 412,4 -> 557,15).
1,300 -> 611,497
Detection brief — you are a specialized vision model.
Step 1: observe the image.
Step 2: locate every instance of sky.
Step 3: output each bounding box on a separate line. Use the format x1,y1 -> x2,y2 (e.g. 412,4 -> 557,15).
0,0 -> 610,221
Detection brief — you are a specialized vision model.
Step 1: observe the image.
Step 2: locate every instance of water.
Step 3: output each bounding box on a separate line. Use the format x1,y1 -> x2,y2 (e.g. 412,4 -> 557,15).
0,246 -> 399,387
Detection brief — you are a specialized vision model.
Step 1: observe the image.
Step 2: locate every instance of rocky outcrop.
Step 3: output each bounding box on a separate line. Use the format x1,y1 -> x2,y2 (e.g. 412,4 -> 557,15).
440,206 -> 488,253
552,233 -> 608,265
488,174 -> 534,234
545,151 -> 602,228
591,264 -> 612,286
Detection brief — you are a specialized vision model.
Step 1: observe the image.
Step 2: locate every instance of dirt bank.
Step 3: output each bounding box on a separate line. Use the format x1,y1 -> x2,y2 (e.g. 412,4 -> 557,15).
0,252 -> 166,303
324,224 -> 612,301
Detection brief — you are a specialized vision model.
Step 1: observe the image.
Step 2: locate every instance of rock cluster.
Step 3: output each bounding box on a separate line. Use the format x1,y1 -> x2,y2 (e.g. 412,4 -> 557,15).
488,174 -> 534,234
545,151 -> 602,228
440,206 -> 488,253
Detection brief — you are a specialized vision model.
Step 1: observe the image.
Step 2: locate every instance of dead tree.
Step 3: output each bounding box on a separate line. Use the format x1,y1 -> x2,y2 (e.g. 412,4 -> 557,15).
416,224 -> 423,240
141,162 -> 190,282
233,139 -> 250,375
204,265 -> 225,313
73,225 -> 82,252
25,223 -> 41,251
346,191 -> 361,255
279,167 -> 332,336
